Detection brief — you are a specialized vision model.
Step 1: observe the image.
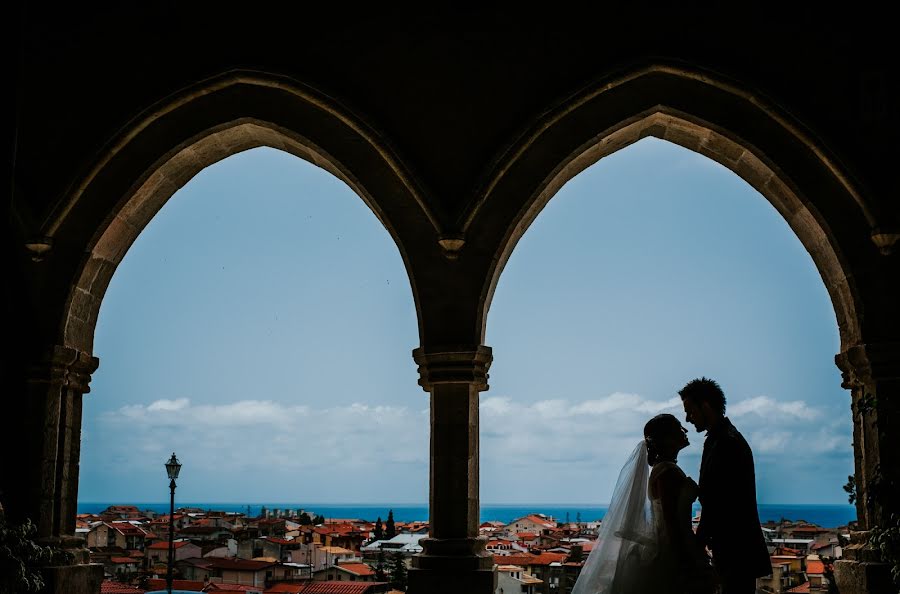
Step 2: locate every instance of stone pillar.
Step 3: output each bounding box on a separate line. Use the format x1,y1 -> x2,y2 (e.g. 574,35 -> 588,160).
833,342 -> 899,594
407,346 -> 496,594
22,345 -> 104,592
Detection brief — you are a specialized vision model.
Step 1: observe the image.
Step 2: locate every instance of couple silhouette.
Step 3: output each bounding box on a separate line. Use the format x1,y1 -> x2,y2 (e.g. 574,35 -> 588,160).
572,377 -> 771,594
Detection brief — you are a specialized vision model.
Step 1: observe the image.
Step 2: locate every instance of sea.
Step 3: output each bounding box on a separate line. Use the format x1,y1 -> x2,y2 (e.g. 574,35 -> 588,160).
76,502 -> 857,529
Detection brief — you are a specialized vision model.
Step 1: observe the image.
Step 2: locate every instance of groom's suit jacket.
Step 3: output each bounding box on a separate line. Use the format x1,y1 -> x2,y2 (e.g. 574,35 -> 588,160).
697,417 -> 771,581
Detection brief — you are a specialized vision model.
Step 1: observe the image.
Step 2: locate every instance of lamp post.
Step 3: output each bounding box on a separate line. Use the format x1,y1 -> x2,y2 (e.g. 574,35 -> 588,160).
164,453 -> 181,594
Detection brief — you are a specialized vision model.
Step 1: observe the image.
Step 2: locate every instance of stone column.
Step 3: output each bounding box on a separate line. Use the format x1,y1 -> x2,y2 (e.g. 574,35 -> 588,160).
833,342 -> 899,594
407,346 -> 496,594
22,345 -> 104,594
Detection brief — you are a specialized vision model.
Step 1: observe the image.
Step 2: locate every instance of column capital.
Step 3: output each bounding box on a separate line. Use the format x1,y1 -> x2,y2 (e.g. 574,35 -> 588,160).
835,342 -> 900,389
412,346 -> 493,392
27,345 -> 99,393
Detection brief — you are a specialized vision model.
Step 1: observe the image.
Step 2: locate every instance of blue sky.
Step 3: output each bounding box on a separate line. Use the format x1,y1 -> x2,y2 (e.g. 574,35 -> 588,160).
79,138 -> 853,505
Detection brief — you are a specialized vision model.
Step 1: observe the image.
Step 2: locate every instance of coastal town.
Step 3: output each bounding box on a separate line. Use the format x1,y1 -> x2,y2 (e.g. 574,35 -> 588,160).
82,504 -> 851,593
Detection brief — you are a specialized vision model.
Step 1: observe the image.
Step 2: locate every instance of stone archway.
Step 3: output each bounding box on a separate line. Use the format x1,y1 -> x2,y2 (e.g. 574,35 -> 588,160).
9,56 -> 897,594
460,65 -> 895,593
17,73 -> 436,570
61,119 -> 412,355
482,107 -> 861,347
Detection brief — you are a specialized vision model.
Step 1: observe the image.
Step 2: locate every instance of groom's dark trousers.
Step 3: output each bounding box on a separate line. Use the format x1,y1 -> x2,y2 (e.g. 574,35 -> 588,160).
697,417 -> 771,594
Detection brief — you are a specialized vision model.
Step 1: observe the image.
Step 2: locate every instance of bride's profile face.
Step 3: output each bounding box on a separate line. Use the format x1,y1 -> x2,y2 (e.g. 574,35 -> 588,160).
667,421 -> 690,451
652,418 -> 690,456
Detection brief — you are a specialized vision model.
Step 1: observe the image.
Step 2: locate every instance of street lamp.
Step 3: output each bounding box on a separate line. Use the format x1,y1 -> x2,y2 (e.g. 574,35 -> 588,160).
164,453 -> 181,594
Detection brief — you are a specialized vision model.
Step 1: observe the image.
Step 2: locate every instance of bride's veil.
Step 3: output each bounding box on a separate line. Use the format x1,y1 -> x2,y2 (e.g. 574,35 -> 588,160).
571,441 -> 656,594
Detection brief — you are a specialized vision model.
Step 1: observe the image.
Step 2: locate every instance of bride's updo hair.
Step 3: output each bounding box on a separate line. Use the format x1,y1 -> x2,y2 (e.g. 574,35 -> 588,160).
644,413 -> 679,466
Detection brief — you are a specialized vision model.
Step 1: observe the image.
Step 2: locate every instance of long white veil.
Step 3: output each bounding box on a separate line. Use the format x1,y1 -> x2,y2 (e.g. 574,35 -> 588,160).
572,441 -> 656,594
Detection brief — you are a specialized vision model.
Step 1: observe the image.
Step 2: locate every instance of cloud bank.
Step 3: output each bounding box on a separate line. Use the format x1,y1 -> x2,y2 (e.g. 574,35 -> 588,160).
82,391 -> 850,503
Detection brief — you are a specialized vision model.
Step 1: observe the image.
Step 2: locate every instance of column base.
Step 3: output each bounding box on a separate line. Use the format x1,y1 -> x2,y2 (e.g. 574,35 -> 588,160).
833,560 -> 893,594
408,567 -> 496,594
408,537 -> 496,594
38,563 -> 104,594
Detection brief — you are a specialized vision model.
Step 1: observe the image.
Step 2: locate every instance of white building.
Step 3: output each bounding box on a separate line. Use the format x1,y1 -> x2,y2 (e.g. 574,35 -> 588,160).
360,533 -> 426,557
504,514 -> 557,536
496,564 -> 542,594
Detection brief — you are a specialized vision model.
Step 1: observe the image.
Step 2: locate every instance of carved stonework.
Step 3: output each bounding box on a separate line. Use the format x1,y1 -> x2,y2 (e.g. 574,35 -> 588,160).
413,346 -> 493,391
870,228 -> 900,256
437,235 -> 466,260
834,344 -> 900,594
22,345 -> 99,548
27,345 -> 99,393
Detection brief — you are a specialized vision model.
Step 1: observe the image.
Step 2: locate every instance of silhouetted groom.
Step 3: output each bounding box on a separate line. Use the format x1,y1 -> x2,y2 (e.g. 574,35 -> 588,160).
680,377 -> 771,594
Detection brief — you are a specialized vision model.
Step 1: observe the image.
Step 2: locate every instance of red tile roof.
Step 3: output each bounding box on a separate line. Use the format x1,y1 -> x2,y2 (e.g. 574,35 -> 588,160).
492,552 -> 566,567
517,532 -> 538,539
100,580 -> 144,593
494,553 -> 534,566
806,560 -> 826,574
335,562 -> 375,576
205,558 -> 277,571
531,552 -> 568,565
106,505 -> 140,512
148,540 -> 192,550
110,521 -> 147,536
264,583 -> 388,594
203,584 -> 264,592
109,557 -> 138,564
314,523 -> 357,535
774,547 -> 802,556
787,582 -> 810,593
146,578 -> 206,591
507,514 -> 556,528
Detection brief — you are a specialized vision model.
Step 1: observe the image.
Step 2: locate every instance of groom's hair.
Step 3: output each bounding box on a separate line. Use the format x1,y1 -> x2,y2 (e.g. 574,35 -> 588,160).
678,377 -> 726,415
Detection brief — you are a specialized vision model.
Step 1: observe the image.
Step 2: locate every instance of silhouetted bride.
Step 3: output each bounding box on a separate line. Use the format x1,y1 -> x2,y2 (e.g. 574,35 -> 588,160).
572,413 -> 717,594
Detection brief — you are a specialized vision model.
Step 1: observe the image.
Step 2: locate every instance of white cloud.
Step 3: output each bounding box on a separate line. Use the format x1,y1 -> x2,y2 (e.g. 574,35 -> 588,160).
749,431 -> 792,453
477,392 -> 846,502
730,396 -> 821,420
96,398 -> 429,472
87,392 -> 848,503
147,398 -> 190,412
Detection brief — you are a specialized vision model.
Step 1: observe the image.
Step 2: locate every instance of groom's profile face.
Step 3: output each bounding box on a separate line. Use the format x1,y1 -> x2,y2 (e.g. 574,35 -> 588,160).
681,397 -> 708,432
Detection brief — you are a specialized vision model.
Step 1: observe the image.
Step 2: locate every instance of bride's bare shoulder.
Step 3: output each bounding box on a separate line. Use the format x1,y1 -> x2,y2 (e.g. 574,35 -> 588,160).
649,462 -> 687,496
650,461 -> 685,478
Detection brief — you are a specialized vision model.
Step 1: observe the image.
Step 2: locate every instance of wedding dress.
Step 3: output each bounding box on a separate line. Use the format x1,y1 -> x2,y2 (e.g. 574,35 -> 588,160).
571,442 -> 714,594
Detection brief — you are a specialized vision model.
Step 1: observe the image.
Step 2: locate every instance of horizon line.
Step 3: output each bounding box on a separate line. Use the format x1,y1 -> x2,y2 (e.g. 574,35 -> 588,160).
77,501 -> 854,507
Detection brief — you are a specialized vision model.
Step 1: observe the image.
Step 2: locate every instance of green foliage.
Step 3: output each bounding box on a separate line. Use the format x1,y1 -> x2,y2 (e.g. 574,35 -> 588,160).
374,549 -> 388,582
854,393 -> 878,417
843,474 -> 857,505
385,510 -> 396,540
374,517 -> 384,541
0,515 -> 74,594
869,513 -> 900,590
862,457 -> 900,590
298,512 -> 312,525
313,514 -> 325,525
388,552 -> 407,591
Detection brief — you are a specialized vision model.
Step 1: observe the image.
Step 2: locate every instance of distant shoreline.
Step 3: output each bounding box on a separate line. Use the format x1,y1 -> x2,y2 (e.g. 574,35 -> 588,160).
77,502 -> 857,529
